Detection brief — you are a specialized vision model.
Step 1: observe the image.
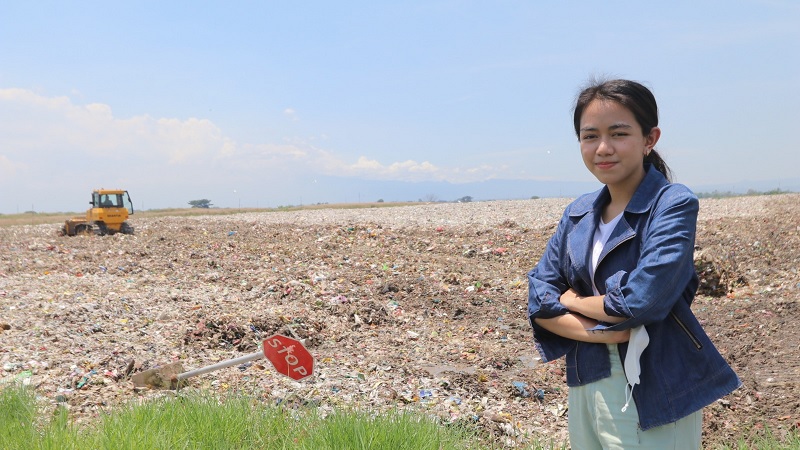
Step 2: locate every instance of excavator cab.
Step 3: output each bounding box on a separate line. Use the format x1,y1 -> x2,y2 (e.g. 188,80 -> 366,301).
62,189 -> 135,236
92,191 -> 133,212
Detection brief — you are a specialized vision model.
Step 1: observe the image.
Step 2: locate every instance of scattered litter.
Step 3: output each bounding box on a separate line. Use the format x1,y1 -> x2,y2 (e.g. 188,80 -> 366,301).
512,381 -> 531,398
0,195 -> 794,447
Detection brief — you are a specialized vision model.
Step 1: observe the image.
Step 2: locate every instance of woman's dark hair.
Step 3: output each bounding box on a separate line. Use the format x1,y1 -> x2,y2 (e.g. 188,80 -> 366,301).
573,78 -> 672,182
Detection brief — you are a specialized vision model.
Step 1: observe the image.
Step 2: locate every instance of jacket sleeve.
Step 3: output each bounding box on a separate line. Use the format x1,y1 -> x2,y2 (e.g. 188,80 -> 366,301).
601,186 -> 699,331
527,209 -> 576,361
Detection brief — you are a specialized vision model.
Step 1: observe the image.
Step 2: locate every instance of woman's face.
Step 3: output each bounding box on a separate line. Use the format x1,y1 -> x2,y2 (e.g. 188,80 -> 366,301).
578,99 -> 660,194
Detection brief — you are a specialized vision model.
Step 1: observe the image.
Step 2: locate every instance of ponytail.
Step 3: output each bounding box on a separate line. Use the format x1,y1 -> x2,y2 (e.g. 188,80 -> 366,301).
644,150 -> 672,183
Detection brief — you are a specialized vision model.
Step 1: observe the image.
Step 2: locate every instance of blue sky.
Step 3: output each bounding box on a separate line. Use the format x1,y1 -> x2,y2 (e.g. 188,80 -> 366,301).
1,1 -> 798,213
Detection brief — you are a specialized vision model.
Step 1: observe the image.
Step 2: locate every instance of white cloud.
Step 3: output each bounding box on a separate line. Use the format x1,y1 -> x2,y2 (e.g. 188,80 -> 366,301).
0,88 -> 566,212
225,142 -> 309,171
313,154 -> 513,183
0,88 -> 539,191
0,88 -> 235,164
283,108 -> 298,121
352,156 -> 384,171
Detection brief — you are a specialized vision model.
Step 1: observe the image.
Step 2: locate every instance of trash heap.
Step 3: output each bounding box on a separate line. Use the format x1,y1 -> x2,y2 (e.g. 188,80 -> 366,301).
1,194 -> 798,448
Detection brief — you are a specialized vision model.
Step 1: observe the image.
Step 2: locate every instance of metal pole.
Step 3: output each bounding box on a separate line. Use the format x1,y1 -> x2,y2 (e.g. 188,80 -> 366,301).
176,350 -> 264,381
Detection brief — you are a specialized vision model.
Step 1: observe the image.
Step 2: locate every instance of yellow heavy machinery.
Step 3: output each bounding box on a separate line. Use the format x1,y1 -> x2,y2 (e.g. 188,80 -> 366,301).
61,189 -> 135,236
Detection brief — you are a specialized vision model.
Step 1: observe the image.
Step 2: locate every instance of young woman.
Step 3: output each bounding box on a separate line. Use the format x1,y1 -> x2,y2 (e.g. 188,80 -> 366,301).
527,79 -> 740,449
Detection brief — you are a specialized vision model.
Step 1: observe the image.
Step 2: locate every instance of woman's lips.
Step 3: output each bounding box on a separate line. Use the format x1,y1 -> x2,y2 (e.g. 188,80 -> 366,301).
596,161 -> 616,169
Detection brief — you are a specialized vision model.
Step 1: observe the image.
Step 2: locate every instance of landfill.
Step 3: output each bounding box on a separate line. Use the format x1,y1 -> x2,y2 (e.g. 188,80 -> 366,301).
1,194 -> 798,447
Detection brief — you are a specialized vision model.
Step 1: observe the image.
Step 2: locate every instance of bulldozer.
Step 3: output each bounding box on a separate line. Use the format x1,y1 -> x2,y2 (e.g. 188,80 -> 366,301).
61,189 -> 135,236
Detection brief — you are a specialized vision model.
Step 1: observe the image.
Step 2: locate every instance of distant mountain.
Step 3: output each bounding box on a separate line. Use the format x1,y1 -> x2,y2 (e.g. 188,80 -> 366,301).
300,177 -> 603,205
300,176 -> 798,206
688,177 -> 800,197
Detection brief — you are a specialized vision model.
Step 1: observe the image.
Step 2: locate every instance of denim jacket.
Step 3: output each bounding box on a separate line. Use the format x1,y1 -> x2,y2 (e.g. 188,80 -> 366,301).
527,166 -> 741,430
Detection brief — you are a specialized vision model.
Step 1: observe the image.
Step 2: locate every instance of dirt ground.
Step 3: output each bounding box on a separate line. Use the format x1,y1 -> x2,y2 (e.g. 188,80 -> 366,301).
1,194 -> 798,448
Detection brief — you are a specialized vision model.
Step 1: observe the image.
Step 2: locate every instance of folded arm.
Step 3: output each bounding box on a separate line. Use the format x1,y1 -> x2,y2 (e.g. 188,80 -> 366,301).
559,289 -> 627,324
535,313 -> 630,344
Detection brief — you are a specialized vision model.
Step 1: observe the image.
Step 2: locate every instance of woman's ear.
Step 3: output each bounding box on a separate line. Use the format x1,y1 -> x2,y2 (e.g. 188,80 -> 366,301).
645,126 -> 661,150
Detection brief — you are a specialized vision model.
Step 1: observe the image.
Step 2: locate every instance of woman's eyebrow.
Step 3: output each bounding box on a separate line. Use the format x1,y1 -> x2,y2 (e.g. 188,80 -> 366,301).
579,123 -> 633,132
609,123 -> 633,130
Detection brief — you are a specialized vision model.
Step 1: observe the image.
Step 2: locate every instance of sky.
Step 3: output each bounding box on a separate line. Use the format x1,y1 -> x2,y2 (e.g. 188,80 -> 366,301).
1,0 -> 798,213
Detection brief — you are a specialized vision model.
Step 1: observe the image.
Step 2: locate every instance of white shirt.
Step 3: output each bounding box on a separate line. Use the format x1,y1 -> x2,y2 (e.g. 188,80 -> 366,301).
591,213 -> 623,294
590,212 -> 648,412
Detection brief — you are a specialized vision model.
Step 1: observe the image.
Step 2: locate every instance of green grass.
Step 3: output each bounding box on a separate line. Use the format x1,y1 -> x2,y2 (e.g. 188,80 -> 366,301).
0,382 -> 39,446
0,385 -> 515,450
717,427 -> 800,450
4,384 -> 795,449
94,395 -> 295,449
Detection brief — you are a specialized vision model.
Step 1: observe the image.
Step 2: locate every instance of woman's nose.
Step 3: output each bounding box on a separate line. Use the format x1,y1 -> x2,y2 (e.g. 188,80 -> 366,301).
596,137 -> 613,155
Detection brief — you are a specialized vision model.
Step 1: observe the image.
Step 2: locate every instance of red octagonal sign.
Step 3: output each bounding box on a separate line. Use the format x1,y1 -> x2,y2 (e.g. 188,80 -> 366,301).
262,334 -> 314,381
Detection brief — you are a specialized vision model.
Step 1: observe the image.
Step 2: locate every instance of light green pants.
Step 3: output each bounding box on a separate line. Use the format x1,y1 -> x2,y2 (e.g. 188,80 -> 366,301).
568,345 -> 702,450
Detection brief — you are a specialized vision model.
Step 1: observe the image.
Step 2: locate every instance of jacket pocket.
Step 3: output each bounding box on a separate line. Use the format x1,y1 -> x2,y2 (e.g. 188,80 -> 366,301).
670,311 -> 703,350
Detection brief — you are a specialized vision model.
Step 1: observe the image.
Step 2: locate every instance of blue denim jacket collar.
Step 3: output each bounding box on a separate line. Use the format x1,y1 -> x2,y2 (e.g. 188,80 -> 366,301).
566,165 -> 666,295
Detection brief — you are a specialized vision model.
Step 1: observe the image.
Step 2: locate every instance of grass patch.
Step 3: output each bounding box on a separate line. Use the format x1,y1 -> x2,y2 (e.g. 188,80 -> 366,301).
0,383 -> 39,446
94,395 -> 295,449
715,426 -> 800,450
300,408 -> 482,449
4,383 -> 793,449
0,385 -> 502,449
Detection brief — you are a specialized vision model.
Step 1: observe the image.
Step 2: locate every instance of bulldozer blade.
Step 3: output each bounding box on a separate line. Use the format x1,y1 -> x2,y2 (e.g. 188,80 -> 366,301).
131,362 -> 186,390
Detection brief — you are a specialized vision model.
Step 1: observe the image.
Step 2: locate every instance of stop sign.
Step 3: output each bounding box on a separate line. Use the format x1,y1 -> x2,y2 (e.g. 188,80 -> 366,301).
262,334 -> 314,381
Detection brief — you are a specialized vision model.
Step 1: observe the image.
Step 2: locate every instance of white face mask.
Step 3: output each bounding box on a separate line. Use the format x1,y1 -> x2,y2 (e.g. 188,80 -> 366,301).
622,325 -> 650,412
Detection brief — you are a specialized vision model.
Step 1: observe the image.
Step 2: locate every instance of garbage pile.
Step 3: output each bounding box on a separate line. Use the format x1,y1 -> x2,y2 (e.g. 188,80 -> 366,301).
1,195 -> 798,447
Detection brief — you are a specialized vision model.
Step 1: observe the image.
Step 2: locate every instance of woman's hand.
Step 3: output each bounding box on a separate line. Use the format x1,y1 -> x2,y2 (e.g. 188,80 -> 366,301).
559,288 -> 627,324
559,288 -> 582,310
535,314 -> 630,344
